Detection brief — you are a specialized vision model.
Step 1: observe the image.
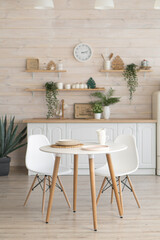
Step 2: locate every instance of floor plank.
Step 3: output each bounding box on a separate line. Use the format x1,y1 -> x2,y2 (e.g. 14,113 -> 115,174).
0,173 -> 160,239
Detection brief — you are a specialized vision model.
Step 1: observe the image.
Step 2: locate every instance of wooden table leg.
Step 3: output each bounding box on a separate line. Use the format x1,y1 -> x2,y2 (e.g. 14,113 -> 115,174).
46,156 -> 60,223
73,154 -> 78,212
89,156 -> 97,231
106,154 -> 123,218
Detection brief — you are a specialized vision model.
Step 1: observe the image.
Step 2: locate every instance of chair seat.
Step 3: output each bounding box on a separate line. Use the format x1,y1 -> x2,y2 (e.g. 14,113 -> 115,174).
95,164 -> 137,177
31,166 -> 72,177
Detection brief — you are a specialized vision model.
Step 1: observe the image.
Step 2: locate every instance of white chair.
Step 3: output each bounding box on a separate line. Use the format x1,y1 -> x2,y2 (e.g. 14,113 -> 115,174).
24,135 -> 71,213
95,135 -> 140,211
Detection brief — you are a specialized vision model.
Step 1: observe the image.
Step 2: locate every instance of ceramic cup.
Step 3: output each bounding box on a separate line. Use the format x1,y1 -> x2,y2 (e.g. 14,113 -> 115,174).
56,82 -> 63,89
75,83 -> 80,89
65,84 -> 71,89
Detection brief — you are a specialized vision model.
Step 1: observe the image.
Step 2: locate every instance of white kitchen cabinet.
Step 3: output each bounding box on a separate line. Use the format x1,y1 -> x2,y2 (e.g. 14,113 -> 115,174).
28,123 -> 46,136
46,123 -> 67,168
137,123 -> 156,170
118,123 -> 136,136
27,122 -> 156,175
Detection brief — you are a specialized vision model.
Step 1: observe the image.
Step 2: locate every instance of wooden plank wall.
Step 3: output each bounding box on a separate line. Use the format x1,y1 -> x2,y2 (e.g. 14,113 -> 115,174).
0,0 -> 159,166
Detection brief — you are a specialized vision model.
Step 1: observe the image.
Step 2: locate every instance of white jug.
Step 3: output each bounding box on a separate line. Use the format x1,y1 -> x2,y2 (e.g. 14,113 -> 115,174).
96,128 -> 108,145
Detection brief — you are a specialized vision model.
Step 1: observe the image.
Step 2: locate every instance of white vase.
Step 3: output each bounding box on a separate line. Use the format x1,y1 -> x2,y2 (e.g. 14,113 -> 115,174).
94,113 -> 101,120
103,106 -> 110,119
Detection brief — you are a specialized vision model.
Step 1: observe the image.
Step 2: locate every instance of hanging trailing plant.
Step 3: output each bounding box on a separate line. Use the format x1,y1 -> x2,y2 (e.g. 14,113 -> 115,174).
45,82 -> 59,119
123,63 -> 138,101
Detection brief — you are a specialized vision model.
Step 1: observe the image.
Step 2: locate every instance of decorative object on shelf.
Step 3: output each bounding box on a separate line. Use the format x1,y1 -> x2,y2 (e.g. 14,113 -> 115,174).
111,55 -> 124,70
74,43 -> 93,62
123,63 -> 138,101
87,77 -> 96,89
45,81 -> 59,118
95,0 -> 114,9
75,83 -> 80,89
64,84 -> 71,89
109,53 -> 113,60
56,82 -> 63,89
79,83 -> 85,89
57,60 -> 63,70
0,116 -> 27,176
43,62 -> 47,70
90,102 -> 103,120
47,61 -> 56,70
26,58 -> 39,70
102,53 -> 113,70
74,103 -> 93,119
72,83 -> 88,89
140,59 -> 151,70
91,88 -> 120,119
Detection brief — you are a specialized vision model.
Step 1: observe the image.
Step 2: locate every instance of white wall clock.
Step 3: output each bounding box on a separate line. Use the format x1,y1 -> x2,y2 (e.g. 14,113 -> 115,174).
73,43 -> 93,62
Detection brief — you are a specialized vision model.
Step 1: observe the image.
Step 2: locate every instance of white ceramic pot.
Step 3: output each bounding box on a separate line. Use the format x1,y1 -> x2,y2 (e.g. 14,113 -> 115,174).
104,60 -> 111,70
56,82 -> 63,89
94,113 -> 101,120
65,84 -> 71,89
103,106 -> 110,119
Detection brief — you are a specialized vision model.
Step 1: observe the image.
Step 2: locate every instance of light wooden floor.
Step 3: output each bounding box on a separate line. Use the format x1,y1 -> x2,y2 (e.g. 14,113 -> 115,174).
0,171 -> 160,240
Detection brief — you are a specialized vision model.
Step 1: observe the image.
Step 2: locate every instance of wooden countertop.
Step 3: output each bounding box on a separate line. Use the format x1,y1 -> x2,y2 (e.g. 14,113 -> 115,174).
23,118 -> 157,123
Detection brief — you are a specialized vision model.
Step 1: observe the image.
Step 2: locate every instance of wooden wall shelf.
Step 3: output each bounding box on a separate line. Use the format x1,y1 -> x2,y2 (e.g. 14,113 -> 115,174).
26,70 -> 67,73
25,88 -> 105,93
100,69 -> 152,73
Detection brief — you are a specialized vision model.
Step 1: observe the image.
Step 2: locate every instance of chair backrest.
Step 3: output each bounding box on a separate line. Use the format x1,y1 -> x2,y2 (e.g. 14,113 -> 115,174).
25,135 -> 54,174
111,135 -> 139,174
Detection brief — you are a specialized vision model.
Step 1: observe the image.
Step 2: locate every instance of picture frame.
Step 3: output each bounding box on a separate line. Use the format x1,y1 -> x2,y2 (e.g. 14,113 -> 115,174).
26,58 -> 39,70
74,103 -> 93,119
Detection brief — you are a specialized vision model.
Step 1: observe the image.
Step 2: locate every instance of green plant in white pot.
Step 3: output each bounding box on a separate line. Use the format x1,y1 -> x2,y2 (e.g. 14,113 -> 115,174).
91,102 -> 103,120
0,116 -> 27,176
91,88 -> 120,119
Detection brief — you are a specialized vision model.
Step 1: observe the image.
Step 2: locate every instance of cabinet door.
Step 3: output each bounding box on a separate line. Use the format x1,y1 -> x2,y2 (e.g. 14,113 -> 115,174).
28,123 -> 46,136
46,123 -> 67,168
137,123 -> 156,169
67,123 -> 117,170
118,123 -> 136,137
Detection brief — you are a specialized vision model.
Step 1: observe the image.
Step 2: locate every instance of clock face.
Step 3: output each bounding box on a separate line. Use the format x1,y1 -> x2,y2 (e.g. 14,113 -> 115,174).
74,43 -> 93,62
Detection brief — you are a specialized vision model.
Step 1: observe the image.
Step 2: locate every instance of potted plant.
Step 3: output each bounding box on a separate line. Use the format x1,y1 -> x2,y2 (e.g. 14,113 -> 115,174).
91,88 -> 120,119
91,102 -> 103,119
45,81 -> 59,119
123,63 -> 138,101
0,116 -> 27,176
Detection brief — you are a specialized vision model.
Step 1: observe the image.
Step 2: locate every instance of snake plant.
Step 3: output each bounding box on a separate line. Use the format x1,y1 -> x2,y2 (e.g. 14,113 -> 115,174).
0,116 -> 27,158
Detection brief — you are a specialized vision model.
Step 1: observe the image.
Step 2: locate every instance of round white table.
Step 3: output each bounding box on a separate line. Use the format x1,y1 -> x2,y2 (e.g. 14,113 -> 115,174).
40,143 -> 127,231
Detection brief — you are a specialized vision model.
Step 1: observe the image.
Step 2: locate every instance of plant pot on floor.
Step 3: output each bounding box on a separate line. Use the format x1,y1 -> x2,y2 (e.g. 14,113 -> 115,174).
103,106 -> 110,119
0,157 -> 11,176
94,113 -> 102,120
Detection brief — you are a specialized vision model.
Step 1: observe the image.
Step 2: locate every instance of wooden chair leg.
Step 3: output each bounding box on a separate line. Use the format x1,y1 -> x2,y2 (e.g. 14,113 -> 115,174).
96,177 -> 106,205
57,176 -> 71,208
24,174 -> 38,206
127,176 -> 140,208
42,175 -> 46,213
111,188 -> 114,204
46,156 -> 60,223
106,154 -> 123,218
118,177 -> 123,215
